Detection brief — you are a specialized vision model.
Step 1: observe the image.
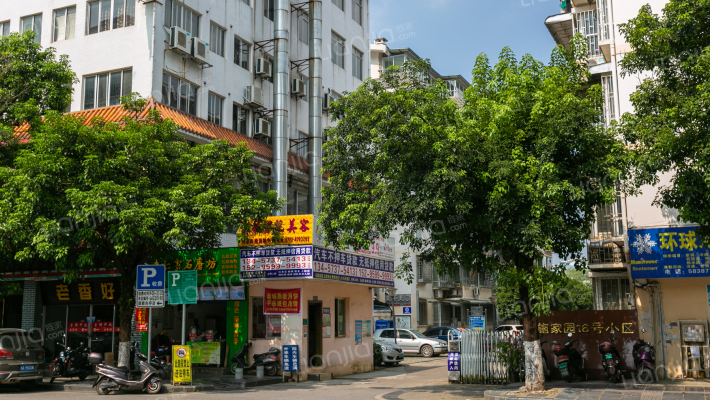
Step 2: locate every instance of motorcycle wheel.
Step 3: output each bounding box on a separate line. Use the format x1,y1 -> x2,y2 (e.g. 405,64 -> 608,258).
610,373 -> 618,384
265,363 -> 278,376
230,364 -> 238,374
146,377 -> 162,394
96,378 -> 109,395
79,369 -> 90,381
637,366 -> 654,383
564,370 -> 572,383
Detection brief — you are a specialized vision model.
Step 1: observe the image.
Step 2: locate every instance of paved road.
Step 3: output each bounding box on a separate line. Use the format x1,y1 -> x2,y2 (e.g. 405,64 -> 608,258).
0,358 -> 492,400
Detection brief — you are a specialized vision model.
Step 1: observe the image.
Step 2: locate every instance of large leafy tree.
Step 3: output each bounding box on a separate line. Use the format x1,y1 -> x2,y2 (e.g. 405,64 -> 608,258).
320,37 -> 629,391
0,98 -> 281,366
619,0 -> 710,236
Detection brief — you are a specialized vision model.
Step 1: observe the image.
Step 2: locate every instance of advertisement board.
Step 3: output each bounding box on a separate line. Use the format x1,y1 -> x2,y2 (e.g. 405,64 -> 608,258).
312,247 -> 395,287
240,246 -> 313,280
172,345 -> 192,384
188,342 -> 221,365
629,226 -> 710,279
263,288 -> 301,315
239,214 -> 314,247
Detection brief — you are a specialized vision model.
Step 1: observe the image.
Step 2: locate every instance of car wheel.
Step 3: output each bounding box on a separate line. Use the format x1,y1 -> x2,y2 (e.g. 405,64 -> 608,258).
420,345 -> 434,357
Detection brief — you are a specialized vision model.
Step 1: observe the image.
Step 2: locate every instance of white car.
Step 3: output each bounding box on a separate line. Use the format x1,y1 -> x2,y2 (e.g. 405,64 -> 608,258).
375,339 -> 404,365
494,324 -> 524,334
374,328 -> 447,357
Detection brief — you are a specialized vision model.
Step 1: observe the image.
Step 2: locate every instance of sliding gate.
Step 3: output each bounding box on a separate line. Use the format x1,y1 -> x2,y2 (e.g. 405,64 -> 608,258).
450,330 -> 516,384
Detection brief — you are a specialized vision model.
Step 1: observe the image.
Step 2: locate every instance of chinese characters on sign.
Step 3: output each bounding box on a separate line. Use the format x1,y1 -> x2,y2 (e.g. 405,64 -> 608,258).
282,345 -> 299,372
135,308 -> 148,332
240,246 -> 313,280
537,322 -> 634,335
263,288 -> 301,315
239,214 -> 314,247
136,290 -> 165,308
172,345 -> 192,384
630,227 -> 710,279
448,352 -> 460,372
45,281 -> 117,304
313,247 -> 395,287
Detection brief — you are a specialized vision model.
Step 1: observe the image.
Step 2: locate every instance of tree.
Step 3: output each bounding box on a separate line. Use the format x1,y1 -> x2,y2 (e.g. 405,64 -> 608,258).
619,0 -> 710,237
0,97 -> 282,366
319,37 -> 630,391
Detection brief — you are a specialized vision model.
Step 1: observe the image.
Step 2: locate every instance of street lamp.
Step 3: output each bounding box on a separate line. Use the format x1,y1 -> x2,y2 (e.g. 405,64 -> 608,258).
385,288 -> 398,345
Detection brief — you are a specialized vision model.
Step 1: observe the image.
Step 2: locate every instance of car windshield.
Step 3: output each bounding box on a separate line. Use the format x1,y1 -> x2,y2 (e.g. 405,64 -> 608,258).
0,332 -> 31,349
411,331 -> 427,339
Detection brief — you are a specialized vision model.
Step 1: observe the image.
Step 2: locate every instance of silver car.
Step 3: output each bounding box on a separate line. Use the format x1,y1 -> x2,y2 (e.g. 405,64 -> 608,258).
0,329 -> 46,386
375,339 -> 404,365
374,328 -> 447,357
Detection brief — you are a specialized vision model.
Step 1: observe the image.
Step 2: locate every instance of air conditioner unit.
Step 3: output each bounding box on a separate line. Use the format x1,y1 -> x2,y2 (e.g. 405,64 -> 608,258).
291,79 -> 306,97
170,26 -> 191,55
256,58 -> 272,78
254,118 -> 272,138
244,86 -> 264,108
434,289 -> 443,299
191,37 -> 209,64
323,93 -> 334,111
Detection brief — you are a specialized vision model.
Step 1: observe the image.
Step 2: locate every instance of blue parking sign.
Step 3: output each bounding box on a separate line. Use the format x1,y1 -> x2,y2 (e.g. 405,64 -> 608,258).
282,345 -> 299,372
137,265 -> 166,290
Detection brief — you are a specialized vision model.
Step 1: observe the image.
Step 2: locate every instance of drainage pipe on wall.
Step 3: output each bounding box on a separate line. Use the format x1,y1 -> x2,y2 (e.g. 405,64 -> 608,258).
272,0 -> 290,215
308,0 -> 323,218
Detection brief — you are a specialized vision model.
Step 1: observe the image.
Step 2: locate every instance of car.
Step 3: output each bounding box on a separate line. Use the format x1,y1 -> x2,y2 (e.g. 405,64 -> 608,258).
374,328 -> 447,357
375,339 -> 404,365
0,329 -> 46,386
494,324 -> 524,334
422,326 -> 463,343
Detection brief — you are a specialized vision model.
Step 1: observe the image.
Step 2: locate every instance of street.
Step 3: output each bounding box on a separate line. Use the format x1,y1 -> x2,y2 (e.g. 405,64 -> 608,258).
0,358 -> 490,400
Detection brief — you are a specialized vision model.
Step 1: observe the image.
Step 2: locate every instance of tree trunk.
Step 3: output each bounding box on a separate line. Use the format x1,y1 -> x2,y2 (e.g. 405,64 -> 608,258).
117,264 -> 136,367
521,284 -> 545,392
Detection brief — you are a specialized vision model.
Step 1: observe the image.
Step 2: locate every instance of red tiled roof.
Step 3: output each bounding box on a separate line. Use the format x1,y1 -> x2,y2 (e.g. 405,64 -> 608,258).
13,98 -> 311,173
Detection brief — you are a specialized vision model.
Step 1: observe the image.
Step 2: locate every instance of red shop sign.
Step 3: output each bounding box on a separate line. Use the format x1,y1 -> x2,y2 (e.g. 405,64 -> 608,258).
135,308 -> 148,332
263,288 -> 301,315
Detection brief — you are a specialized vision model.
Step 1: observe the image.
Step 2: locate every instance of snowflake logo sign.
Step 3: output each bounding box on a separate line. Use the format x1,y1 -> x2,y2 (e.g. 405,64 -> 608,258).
631,233 -> 657,255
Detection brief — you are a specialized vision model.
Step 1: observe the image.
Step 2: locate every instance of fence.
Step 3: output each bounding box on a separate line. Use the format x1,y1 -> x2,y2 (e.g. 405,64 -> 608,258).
453,330 -> 519,384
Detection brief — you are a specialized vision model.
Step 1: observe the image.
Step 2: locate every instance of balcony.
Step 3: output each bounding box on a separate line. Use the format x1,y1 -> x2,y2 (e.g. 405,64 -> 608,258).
545,13 -> 574,50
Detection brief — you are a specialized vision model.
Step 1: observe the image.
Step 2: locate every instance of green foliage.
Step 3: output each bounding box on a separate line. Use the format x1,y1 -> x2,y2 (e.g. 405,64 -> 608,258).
0,31 -> 76,127
320,36 -> 631,322
497,336 -> 525,375
373,342 -> 383,367
619,0 -> 710,237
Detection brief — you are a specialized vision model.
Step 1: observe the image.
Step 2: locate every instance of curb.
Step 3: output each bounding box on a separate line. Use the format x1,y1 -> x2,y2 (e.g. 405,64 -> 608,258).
484,389 -> 562,400
41,382 -> 215,393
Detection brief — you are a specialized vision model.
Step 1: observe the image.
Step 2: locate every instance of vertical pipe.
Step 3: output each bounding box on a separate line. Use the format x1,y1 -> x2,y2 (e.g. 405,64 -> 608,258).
272,0 -> 290,215
147,308 -> 152,360
112,304 -> 116,355
308,0 -> 323,218
181,306 -> 186,345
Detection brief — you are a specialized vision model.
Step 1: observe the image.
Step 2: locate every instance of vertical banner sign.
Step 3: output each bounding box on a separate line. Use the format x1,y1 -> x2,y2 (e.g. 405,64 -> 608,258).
135,308 -> 148,332
168,270 -> 198,304
172,345 -> 192,384
282,345 -> 299,372
263,288 -> 301,314
448,352 -> 460,371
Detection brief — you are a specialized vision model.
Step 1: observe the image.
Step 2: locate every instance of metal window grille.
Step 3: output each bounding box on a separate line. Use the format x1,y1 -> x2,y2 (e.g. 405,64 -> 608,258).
601,75 -> 616,126
597,0 -> 610,41
574,10 -> 601,58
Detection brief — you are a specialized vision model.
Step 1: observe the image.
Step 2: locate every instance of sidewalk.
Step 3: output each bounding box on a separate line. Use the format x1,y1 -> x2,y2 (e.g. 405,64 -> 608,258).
484,378 -> 710,400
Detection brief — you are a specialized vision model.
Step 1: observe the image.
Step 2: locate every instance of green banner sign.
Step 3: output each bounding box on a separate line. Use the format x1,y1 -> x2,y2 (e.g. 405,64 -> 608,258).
152,248 -> 241,285
168,270 -> 198,304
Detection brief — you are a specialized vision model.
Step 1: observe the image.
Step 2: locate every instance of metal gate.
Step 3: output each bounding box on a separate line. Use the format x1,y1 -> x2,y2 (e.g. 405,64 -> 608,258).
451,330 -> 516,384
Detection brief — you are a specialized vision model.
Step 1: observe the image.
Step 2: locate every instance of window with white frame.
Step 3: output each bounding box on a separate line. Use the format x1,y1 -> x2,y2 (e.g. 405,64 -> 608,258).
264,0 -> 275,21
252,297 -> 281,338
0,21 -> 9,37
161,73 -> 198,116
208,93 -> 223,126
382,54 -> 405,70
287,188 -> 308,215
598,277 -> 632,310
352,47 -> 363,80
232,103 -> 248,136
83,69 -> 133,110
21,14 -> 42,44
53,7 -> 76,42
234,37 -> 250,70
298,11 -> 308,44
331,32 -> 345,69
352,0 -> 362,25
210,22 -> 225,57
87,0 -> 135,35
298,75 -> 309,101
574,10 -> 601,58
597,0 -> 610,42
164,0 -> 200,38
332,0 -> 344,11
601,75 -> 615,127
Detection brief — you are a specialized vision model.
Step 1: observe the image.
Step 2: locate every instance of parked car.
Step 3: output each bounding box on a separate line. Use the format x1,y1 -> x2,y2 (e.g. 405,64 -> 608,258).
494,325 -> 524,334
422,327 -> 463,343
0,329 -> 46,386
375,339 -> 404,365
374,328 -> 447,357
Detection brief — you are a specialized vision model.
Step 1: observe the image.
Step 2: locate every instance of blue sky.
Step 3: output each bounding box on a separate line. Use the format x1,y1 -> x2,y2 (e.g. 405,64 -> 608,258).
370,0 -> 563,82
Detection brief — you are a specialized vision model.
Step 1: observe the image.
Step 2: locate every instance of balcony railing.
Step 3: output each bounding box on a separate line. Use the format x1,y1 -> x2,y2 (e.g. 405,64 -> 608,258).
587,242 -> 626,264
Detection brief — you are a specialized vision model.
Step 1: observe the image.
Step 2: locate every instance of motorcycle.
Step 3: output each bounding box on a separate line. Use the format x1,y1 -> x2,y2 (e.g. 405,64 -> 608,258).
552,333 -> 585,383
230,342 -> 280,376
633,337 -> 655,383
49,335 -> 92,383
129,343 -> 169,380
598,335 -> 623,383
91,342 -> 162,395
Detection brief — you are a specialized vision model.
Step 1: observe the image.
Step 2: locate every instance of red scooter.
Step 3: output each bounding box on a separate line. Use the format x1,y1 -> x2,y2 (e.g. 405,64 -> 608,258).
598,336 -> 622,383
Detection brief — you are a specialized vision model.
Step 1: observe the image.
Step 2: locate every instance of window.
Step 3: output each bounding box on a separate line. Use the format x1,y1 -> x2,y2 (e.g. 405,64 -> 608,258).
352,0 -> 362,25
83,69 -> 132,110
164,0 -> 200,38
574,10 -> 601,58
599,277 -> 632,310
161,73 -> 198,116
331,32 -> 345,69
232,103 -> 248,135
352,47 -> 363,80
234,37 -> 250,70
53,7 -> 76,42
287,189 -> 308,215
298,75 -> 309,101
264,0 -> 275,21
601,75 -> 616,127
209,22 -> 225,57
383,54 -> 405,70
397,330 -> 412,339
379,329 -> 393,339
597,0 -> 610,41
332,0 -> 344,11
0,21 -> 9,37
207,93 -> 223,126
335,298 -> 346,337
21,14 -> 42,44
298,11 -> 308,44
88,0 -> 134,35
251,297 -> 281,338
418,301 -> 427,326
240,0 -> 250,5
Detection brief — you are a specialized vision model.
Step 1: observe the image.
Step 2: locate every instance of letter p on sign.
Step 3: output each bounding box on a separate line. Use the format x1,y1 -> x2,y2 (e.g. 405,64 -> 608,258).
136,265 -> 165,290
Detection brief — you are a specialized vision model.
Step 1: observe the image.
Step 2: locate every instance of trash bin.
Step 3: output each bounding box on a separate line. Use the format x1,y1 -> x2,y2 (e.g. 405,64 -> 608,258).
256,365 -> 264,378
234,367 -> 243,380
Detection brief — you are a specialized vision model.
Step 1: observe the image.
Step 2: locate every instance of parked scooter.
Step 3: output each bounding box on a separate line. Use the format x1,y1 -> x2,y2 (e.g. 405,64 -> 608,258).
552,333 -> 585,382
230,342 -> 281,376
49,334 -> 92,383
597,335 -> 622,383
633,337 -> 655,383
129,343 -> 169,380
91,342 -> 162,395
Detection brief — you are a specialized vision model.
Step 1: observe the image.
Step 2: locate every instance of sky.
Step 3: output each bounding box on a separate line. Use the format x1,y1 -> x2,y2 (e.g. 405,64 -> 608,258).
370,0 -> 563,82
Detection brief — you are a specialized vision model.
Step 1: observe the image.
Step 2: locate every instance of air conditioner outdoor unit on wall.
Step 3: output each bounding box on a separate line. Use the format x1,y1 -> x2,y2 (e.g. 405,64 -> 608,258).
245,86 -> 264,108
323,93 -> 334,111
434,289 -> 443,299
256,58 -> 272,78
191,37 -> 209,64
292,79 -> 306,97
170,26 -> 191,55
254,118 -> 272,138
